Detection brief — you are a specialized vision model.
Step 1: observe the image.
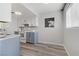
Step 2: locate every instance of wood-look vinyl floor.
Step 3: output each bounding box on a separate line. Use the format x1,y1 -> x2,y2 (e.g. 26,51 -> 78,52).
20,43 -> 68,56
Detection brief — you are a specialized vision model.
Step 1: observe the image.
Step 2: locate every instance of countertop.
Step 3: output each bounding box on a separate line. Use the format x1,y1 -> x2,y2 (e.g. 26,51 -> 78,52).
0,34 -> 20,40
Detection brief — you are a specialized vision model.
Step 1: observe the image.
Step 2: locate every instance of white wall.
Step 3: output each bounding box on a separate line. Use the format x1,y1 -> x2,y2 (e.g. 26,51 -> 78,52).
38,11 -> 64,45
7,15 -> 18,34
0,3 -> 11,22
64,3 -> 79,56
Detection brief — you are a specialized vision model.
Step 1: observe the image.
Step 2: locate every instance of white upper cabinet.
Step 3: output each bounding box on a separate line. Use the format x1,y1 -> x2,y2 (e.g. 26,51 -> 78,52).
0,3 -> 11,22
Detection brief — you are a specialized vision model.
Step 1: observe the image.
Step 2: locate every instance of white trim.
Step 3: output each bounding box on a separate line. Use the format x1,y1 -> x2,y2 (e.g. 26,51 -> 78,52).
63,45 -> 70,56
38,41 -> 64,46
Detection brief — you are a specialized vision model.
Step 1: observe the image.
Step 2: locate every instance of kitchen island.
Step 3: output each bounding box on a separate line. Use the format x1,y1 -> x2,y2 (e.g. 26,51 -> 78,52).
0,34 -> 20,56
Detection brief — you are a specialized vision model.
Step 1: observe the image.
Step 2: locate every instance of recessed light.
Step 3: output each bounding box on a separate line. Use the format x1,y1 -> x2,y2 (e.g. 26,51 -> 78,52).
15,11 -> 22,15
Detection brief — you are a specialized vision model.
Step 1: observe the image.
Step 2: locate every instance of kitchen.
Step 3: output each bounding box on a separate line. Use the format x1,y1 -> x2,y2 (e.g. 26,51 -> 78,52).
0,3 -> 38,56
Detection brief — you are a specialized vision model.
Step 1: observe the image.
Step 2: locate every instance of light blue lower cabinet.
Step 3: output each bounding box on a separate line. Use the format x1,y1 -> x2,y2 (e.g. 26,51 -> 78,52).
0,35 -> 20,56
26,32 -> 38,44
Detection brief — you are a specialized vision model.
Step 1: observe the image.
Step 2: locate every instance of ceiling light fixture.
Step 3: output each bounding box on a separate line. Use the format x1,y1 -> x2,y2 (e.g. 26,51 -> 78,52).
15,11 -> 22,15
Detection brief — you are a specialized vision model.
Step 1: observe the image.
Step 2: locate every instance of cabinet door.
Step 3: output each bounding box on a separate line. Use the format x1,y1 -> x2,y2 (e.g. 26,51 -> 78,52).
26,32 -> 35,43
26,32 -> 30,43
30,32 -> 35,43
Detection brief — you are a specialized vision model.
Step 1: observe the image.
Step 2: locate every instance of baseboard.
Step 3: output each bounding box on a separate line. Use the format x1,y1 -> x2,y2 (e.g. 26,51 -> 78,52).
38,41 -> 70,56
38,41 -> 64,46
63,45 -> 70,56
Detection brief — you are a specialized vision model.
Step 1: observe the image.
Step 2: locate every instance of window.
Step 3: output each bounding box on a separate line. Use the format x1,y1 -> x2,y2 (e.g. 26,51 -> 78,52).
66,4 -> 79,28
0,21 -> 8,29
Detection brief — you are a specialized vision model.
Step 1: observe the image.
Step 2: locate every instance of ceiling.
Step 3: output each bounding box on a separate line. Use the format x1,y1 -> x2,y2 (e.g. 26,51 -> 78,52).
22,3 -> 64,15
12,3 -> 36,18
